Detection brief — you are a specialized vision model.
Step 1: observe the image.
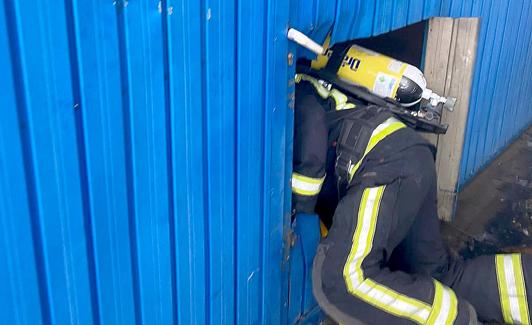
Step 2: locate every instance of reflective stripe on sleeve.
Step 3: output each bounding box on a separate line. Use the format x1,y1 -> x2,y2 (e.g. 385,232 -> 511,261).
343,186 -> 459,325
291,173 -> 325,196
295,74 -> 356,111
496,254 -> 531,324
329,89 -> 356,110
348,117 -> 406,181
295,74 -> 331,99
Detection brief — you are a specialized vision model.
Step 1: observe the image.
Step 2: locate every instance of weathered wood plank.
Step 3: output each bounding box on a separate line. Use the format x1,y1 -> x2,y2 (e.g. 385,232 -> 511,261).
424,18 -> 454,96
422,18 -> 454,146
423,17 -> 480,221
436,18 -> 480,221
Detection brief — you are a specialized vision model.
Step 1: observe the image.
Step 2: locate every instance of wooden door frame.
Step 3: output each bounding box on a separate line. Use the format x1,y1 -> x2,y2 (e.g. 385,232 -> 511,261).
423,17 -> 480,221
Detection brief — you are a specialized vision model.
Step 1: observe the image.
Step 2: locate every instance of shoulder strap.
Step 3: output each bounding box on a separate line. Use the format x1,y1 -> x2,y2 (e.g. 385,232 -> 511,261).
325,105 -> 365,128
335,107 -> 391,193
323,41 -> 352,76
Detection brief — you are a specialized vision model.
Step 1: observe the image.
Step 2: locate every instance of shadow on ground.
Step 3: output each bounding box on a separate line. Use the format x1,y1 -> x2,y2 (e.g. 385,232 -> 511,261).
441,126 -> 532,259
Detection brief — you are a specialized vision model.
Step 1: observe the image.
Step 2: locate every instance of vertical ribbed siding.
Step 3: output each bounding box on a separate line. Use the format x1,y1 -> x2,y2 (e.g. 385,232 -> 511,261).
0,0 -> 44,323
69,2 -> 137,324
233,0 -> 266,321
203,0 -> 237,323
292,0 -> 444,44
0,0 -> 291,324
4,0 -> 95,323
2,1 -> 531,324
459,0 -> 532,187
262,0 -> 292,323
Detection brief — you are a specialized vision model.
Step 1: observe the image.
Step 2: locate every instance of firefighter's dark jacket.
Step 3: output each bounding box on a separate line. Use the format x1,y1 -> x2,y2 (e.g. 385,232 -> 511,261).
291,74 -> 433,215
293,74 -> 532,325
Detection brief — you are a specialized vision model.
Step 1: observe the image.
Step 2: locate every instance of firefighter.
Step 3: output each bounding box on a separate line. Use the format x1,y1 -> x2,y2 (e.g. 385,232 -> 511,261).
291,43 -> 532,325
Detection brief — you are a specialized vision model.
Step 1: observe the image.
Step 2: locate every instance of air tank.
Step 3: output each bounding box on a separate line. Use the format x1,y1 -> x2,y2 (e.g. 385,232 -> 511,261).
310,41 -> 454,109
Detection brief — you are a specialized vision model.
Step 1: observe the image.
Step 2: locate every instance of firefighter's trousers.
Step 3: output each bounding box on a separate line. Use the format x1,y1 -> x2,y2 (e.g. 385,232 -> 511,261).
313,143 -> 532,325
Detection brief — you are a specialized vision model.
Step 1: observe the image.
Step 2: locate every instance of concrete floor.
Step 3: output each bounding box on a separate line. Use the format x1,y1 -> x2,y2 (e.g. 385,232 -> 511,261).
441,126 -> 532,259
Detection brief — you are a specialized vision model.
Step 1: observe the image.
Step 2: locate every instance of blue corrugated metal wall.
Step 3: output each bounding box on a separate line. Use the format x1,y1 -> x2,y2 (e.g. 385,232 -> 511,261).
1,0 -> 530,324
454,0 -> 532,187
1,0 -> 294,324
291,0 -> 446,46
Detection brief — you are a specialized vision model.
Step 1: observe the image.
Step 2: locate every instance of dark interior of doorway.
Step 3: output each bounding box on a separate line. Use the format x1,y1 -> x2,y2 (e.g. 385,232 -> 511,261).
354,21 -> 426,69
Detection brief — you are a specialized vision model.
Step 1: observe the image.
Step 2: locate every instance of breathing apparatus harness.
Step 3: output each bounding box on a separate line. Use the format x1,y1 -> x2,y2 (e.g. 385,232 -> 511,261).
297,41 -> 449,192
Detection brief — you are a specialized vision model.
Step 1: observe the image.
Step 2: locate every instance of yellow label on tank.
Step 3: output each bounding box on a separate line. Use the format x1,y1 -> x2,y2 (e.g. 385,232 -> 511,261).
311,44 -> 407,99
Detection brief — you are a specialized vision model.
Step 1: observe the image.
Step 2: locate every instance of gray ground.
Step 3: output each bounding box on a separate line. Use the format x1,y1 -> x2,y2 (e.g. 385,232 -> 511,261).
442,126 -> 532,260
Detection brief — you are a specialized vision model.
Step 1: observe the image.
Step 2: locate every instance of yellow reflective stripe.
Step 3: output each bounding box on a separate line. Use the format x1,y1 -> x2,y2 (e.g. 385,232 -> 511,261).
497,255 -> 514,323
330,89 -> 348,105
496,254 -> 531,325
338,103 -> 356,110
295,74 -> 356,111
364,278 -> 431,317
343,186 -> 432,324
343,186 -> 379,289
427,280 -> 458,325
513,255 -> 531,325
353,278 -> 430,324
292,172 -> 324,185
343,185 -> 371,289
427,281 -> 444,324
295,74 -> 330,99
446,288 -> 459,325
329,89 -> 356,110
348,117 -> 406,181
291,173 -> 325,196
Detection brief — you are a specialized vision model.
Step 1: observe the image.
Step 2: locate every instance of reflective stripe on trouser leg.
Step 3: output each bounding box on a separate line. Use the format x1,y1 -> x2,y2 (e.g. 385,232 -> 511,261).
342,186 -> 458,325
427,280 -> 459,325
291,172 -> 325,196
496,254 -> 531,324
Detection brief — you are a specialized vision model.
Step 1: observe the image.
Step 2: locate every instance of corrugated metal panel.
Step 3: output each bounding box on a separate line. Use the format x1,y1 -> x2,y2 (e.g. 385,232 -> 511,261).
1,0 -> 293,324
2,0 -> 531,324
459,0 -> 532,187
70,1 -> 136,323
3,0 -> 96,323
293,0 -> 444,46
0,0 -> 44,323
